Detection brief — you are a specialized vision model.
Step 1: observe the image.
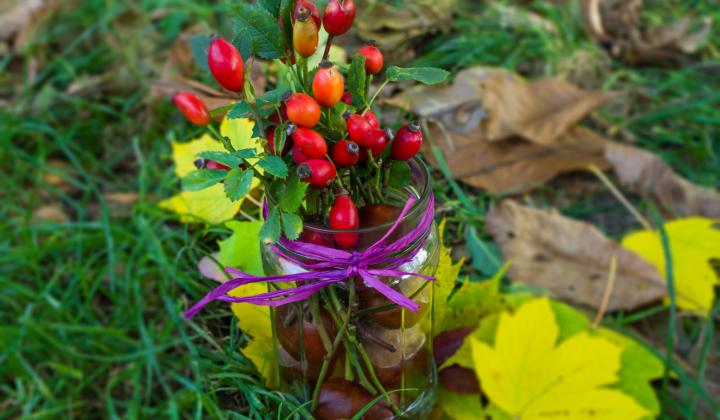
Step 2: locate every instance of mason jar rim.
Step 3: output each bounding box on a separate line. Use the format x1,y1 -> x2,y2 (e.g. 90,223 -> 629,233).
266,156 -> 432,235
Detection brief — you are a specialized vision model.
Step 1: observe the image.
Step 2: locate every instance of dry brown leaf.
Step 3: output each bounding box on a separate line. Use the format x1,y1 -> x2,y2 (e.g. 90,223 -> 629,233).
606,143 -> 720,218
355,0 -> 455,54
0,0 -> 45,41
490,3 -> 558,35
425,122 -> 612,194
32,205 -> 69,224
485,200 -> 666,311
582,0 -> 713,66
387,66 -> 615,193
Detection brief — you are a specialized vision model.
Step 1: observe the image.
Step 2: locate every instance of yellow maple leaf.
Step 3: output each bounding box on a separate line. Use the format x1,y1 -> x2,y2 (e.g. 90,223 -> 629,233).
434,219 -> 465,305
230,283 -> 278,389
159,118 -> 262,224
471,298 -> 649,419
622,217 -> 720,314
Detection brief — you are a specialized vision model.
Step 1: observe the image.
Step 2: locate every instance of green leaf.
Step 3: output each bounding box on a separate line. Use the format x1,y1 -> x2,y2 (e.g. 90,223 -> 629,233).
224,168 -> 254,201
182,169 -> 227,191
257,88 -> 288,108
272,123 -> 288,157
258,0 -> 280,15
281,213 -> 303,240
279,0 -> 294,54
228,100 -> 276,120
258,156 -> 289,178
189,34 -> 211,72
347,56 -> 367,108
278,174 -> 309,213
230,2 -> 284,60
198,151 -> 242,169
261,208 -> 281,243
252,121 -> 265,139
219,220 -> 265,276
235,148 -> 258,160
388,160 -> 412,189
466,226 -> 503,277
386,66 -> 450,85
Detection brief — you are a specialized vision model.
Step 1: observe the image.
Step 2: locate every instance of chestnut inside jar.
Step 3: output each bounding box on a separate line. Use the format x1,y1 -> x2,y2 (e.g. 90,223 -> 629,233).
262,158 -> 439,419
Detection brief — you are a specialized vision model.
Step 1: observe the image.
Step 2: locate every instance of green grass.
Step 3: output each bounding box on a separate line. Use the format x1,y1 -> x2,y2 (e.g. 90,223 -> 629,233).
1,0 -> 719,418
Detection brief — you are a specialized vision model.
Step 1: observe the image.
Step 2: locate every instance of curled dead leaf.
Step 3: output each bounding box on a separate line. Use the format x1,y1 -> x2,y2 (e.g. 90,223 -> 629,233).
355,0 -> 455,56
32,205 -> 70,224
388,66 -> 615,194
606,143 -> 720,218
0,0 -> 45,41
582,0 -> 713,66
485,200 -> 666,311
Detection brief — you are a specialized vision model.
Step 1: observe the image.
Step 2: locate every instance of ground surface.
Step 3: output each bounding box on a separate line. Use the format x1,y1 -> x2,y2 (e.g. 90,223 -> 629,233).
1,0 -> 718,418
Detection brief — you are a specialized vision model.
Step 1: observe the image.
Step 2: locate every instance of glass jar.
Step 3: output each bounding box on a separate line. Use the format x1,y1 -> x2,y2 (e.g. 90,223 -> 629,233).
261,158 -> 439,419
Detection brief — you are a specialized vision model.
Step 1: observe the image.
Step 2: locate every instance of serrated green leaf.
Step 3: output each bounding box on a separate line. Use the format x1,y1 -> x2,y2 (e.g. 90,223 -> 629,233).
388,160 -> 412,189
386,66 -> 450,85
189,34 -> 211,72
261,207 -> 281,243
278,174 -> 309,213
235,148 -> 259,160
230,2 -> 284,60
182,169 -> 227,191
348,56 -> 367,108
258,0 -> 280,15
281,213 -> 303,240
224,168 -> 254,201
198,151 -> 243,169
252,121 -> 265,139
227,101 -> 276,120
258,156 -> 289,178
258,88 -> 288,108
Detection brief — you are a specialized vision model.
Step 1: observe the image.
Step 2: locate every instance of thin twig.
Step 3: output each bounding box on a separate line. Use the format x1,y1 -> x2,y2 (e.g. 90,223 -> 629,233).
588,164 -> 652,230
593,255 -> 617,328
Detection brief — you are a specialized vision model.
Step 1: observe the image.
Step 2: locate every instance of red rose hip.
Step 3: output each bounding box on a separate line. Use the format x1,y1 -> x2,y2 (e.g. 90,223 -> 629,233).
391,121 -> 423,161
290,126 -> 327,159
292,0 -> 321,28
322,0 -> 356,36
293,5 -> 319,58
297,159 -> 337,189
285,93 -> 321,128
358,42 -> 383,75
312,61 -> 345,107
292,143 -> 310,164
343,111 -> 374,147
331,140 -> 360,167
172,92 -> 210,126
207,36 -> 245,92
329,191 -> 359,249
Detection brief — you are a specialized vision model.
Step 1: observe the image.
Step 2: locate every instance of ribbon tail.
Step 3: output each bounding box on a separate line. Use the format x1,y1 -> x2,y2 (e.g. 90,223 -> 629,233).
359,270 -> 420,313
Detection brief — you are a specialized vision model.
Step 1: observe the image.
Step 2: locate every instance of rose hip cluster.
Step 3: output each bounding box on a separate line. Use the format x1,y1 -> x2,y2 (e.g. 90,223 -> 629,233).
172,0 -> 424,252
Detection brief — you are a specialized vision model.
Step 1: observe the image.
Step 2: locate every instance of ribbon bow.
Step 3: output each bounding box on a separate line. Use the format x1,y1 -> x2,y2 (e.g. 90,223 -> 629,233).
184,194 -> 435,319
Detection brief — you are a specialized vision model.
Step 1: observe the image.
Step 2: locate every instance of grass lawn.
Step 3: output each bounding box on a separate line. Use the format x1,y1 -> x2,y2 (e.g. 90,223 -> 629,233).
1,0 -> 718,418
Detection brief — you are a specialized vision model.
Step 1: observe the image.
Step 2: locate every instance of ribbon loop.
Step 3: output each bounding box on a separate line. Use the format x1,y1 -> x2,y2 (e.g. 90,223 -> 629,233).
184,194 -> 435,319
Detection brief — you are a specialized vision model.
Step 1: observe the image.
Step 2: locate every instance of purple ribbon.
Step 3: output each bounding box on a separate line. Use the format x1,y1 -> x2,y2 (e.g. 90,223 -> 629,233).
184,194 -> 435,319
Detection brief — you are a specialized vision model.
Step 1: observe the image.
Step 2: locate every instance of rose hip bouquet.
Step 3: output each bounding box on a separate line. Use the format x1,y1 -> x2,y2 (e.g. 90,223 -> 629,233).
172,1 -> 449,418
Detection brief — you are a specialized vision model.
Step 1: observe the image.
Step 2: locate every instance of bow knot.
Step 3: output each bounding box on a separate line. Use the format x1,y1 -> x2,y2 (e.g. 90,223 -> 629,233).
184,194 -> 435,319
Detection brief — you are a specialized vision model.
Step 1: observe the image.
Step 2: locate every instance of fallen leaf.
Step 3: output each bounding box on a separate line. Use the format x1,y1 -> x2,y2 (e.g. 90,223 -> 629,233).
387,67 -> 615,194
218,220 -> 265,276
355,0 -> 456,57
159,117 -> 262,224
436,387 -> 484,420
0,0 -> 45,41
485,200 -> 666,311
42,159 -> 78,194
230,282 -> 277,388
32,205 -> 69,224
582,0 -> 713,67
606,142 -> 720,219
622,217 -> 720,314
432,219 -> 465,308
489,3 -> 557,35
198,253 -> 228,283
471,298 -> 649,419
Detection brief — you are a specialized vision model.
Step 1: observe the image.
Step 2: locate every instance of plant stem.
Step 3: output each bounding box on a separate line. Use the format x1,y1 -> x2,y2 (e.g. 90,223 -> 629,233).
362,79 -> 389,115
310,304 -> 351,411
208,125 -> 235,152
356,342 -> 401,415
310,295 -> 333,352
322,35 -> 334,61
